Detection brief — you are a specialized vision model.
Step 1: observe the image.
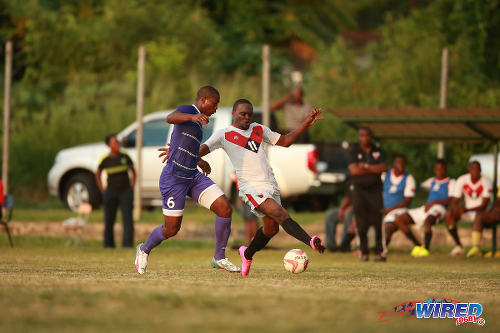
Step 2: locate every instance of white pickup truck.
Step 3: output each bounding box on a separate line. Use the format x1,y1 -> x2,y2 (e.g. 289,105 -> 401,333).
48,107 -> 336,211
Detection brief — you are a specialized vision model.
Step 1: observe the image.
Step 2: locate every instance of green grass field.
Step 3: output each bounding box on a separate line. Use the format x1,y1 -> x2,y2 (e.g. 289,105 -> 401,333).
12,198 -> 326,226
0,236 -> 498,333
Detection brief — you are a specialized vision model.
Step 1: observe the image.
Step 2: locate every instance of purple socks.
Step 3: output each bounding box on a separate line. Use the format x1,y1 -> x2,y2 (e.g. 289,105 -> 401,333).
141,217 -> 231,259
141,225 -> 166,254
214,216 -> 232,260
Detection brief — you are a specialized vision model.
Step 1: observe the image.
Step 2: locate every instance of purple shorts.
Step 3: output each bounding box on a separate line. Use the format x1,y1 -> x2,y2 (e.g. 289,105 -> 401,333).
159,169 -> 222,216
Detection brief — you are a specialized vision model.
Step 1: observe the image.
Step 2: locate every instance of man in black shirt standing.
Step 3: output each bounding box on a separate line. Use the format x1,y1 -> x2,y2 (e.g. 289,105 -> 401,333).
96,134 -> 136,248
348,127 -> 387,262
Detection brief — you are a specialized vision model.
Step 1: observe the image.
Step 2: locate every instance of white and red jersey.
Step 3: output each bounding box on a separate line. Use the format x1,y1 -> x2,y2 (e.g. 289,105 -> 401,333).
451,173 -> 492,209
204,123 -> 281,193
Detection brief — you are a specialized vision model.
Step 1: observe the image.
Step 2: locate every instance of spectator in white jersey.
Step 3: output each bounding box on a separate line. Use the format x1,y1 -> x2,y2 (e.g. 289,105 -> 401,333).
445,161 -> 492,256
197,99 -> 325,276
382,155 -> 417,255
393,159 -> 453,257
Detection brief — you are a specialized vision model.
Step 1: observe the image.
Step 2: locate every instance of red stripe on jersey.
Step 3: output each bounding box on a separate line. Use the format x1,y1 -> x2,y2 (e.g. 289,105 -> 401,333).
464,184 -> 483,197
246,194 -> 259,208
250,125 -> 263,144
225,131 -> 249,148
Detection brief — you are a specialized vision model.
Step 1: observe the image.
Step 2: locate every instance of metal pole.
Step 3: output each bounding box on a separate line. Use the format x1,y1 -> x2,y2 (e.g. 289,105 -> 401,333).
262,44 -> 270,128
437,48 -> 448,159
133,45 -> 146,221
492,141 -> 498,255
2,41 -> 13,195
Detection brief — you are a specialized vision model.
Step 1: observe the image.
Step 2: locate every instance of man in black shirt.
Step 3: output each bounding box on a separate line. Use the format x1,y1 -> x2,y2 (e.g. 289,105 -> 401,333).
348,127 -> 387,262
96,134 -> 136,248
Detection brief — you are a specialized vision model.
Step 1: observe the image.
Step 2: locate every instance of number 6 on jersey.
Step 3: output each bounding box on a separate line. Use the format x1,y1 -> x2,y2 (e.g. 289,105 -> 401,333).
167,197 -> 175,208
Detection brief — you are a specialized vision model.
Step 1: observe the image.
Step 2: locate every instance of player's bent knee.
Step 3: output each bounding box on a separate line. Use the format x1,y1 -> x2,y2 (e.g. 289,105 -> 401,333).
218,202 -> 232,218
209,195 -> 232,218
271,207 -> 290,223
263,224 -> 279,237
165,228 -> 180,238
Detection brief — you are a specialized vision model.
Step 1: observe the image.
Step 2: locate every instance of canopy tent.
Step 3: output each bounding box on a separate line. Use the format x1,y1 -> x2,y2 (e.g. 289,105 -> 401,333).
332,107 -> 500,254
332,107 -> 500,142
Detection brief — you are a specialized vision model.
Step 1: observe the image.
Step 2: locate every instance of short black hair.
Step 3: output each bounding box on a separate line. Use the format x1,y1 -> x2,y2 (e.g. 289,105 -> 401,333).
436,159 -> 447,167
358,126 -> 372,136
232,98 -> 253,111
105,134 -> 116,145
469,160 -> 481,168
393,154 -> 406,161
196,86 -> 220,102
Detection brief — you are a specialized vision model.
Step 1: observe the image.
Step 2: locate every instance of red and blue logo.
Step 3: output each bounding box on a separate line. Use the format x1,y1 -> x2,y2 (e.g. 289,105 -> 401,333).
415,300 -> 485,326
378,298 -> 486,327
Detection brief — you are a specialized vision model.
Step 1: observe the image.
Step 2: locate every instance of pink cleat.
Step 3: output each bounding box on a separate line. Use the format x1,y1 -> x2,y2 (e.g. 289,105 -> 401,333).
310,236 -> 325,254
238,246 -> 253,276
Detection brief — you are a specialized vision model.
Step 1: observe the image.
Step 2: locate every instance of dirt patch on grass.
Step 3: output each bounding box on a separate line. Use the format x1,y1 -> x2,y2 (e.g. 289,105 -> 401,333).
2,220 -> 495,248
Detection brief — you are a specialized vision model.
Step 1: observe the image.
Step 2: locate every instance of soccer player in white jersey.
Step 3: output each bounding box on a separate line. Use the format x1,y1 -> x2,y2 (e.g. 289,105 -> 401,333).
445,161 -> 492,256
196,99 -> 325,276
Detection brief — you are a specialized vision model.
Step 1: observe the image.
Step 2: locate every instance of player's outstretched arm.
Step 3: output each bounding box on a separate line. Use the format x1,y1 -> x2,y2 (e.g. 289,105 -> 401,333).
166,111 -> 209,125
276,108 -> 323,147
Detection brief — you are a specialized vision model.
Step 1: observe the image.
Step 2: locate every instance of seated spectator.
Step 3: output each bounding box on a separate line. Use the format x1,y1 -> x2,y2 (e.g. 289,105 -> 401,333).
324,189 -> 355,252
382,155 -> 417,254
468,190 -> 500,258
338,214 -> 357,252
394,159 -> 453,257
445,161 -> 491,256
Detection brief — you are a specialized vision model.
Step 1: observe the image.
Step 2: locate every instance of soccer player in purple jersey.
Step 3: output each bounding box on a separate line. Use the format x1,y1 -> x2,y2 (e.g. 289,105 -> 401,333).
135,86 -> 240,274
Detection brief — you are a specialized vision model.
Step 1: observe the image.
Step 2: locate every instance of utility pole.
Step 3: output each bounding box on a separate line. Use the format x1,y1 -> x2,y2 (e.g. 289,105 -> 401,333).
262,44 -> 270,128
2,41 -> 13,195
437,48 -> 448,159
134,45 -> 146,221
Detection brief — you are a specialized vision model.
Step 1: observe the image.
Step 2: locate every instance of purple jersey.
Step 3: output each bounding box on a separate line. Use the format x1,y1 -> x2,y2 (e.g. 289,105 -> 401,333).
163,104 -> 203,180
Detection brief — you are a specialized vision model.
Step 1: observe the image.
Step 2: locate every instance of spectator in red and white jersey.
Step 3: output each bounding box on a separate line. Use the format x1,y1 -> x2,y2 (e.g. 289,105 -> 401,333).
445,161 -> 492,256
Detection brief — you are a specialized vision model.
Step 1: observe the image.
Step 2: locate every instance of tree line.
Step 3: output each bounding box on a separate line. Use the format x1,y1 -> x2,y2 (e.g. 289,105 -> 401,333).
0,0 -> 499,196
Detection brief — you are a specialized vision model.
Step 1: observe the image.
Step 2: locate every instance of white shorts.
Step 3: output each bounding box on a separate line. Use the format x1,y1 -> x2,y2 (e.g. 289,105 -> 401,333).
408,204 -> 447,228
241,186 -> 281,218
383,208 -> 408,223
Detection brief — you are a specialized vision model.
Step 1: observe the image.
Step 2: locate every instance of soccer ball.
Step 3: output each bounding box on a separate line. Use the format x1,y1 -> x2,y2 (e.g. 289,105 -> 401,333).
283,249 -> 309,274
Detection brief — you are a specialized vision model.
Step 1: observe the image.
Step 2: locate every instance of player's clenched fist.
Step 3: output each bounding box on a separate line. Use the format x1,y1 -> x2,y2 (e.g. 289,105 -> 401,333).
192,113 -> 209,125
197,159 -> 211,175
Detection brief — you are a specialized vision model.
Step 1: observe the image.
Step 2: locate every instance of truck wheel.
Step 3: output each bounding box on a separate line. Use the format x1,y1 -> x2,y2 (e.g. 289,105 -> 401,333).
62,173 -> 100,211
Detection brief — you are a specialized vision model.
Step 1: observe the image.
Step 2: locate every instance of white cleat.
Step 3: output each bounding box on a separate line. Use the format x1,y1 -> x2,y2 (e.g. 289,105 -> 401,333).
211,257 -> 241,272
135,243 -> 148,275
450,245 -> 464,257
